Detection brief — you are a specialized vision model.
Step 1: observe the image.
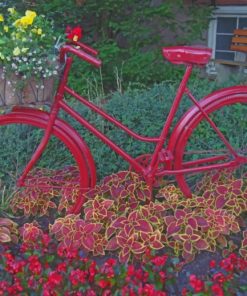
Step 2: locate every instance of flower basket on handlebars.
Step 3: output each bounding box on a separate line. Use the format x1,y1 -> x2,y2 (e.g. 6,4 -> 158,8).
0,7 -> 61,107
0,67 -> 60,107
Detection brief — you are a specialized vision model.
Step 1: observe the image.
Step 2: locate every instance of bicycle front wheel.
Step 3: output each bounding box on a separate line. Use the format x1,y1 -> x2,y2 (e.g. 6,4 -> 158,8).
0,110 -> 95,213
169,87 -> 247,196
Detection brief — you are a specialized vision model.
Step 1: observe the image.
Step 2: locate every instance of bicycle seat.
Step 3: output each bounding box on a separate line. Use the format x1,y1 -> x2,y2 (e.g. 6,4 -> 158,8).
162,46 -> 212,66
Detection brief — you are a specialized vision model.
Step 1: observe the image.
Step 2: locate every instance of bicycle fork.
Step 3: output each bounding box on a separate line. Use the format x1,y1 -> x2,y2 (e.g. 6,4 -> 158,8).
17,104 -> 60,187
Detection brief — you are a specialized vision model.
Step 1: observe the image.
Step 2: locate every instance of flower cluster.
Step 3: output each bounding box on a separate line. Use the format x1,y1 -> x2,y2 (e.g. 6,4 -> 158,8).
183,253 -> 247,295
0,236 -> 171,296
1,233 -> 247,295
0,7 -> 60,80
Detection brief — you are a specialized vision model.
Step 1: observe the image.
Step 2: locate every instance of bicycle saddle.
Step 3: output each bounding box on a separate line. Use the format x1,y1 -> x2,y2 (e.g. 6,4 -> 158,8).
162,46 -> 212,66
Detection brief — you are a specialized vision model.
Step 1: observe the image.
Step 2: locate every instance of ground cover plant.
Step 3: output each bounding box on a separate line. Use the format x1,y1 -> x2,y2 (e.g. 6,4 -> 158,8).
1,169 -> 247,295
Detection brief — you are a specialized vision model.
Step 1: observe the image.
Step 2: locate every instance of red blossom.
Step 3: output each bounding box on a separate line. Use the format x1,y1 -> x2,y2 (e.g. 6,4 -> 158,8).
189,274 -> 205,293
159,271 -> 166,282
213,272 -> 226,284
220,258 -> 234,272
66,26 -> 83,41
127,264 -> 135,276
151,254 -> 168,266
211,283 -> 224,296
209,260 -> 216,268
86,289 -> 97,296
89,261 -> 97,282
97,279 -> 111,289
28,255 -> 42,275
47,271 -> 63,287
69,269 -> 86,286
105,258 -> 117,266
28,276 -> 37,289
42,233 -> 51,247
56,262 -> 67,272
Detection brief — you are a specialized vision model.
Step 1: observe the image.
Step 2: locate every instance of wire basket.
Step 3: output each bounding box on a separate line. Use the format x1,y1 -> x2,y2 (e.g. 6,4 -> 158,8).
0,67 -> 61,108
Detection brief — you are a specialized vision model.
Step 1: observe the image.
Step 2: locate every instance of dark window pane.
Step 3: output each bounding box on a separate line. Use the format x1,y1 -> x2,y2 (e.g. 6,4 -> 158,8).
215,51 -> 235,61
217,17 -> 237,33
239,18 -> 247,29
216,35 -> 233,50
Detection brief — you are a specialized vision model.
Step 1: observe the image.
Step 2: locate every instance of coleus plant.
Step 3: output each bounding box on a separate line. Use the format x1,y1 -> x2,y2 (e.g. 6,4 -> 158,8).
159,172 -> 247,262
10,166 -> 80,216
0,217 -> 18,243
6,169 -> 247,264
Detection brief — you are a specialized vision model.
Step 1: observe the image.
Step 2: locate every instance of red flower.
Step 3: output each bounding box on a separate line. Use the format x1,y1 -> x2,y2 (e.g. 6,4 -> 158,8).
209,260 -> 216,268
28,255 -> 42,275
89,261 -> 97,282
86,289 -> 97,296
69,269 -> 86,286
47,271 -> 63,287
189,274 -> 204,293
211,283 -> 224,296
105,258 -> 117,266
97,279 -> 111,289
127,265 -> 135,276
159,271 -> 166,282
213,272 -> 226,284
66,26 -> 83,41
181,287 -> 188,296
151,254 -> 168,267
42,233 -> 51,247
220,258 -> 234,272
56,262 -> 67,272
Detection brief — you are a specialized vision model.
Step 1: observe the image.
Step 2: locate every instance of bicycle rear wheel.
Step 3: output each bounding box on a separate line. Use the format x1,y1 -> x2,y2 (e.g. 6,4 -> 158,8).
169,88 -> 247,196
0,110 -> 95,213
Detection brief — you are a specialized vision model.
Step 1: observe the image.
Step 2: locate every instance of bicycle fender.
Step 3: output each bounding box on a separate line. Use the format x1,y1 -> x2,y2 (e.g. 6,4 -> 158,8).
168,85 -> 247,154
7,107 -> 96,187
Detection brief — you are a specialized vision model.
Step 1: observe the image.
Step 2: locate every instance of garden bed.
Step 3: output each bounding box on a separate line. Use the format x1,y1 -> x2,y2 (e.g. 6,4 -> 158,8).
1,169 -> 247,295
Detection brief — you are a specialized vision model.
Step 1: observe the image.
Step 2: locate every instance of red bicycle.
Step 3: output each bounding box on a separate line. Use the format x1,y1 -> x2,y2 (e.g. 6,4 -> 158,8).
0,41 -> 246,213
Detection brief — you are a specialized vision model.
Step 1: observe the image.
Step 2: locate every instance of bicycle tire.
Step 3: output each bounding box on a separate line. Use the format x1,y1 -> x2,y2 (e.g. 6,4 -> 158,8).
0,110 -> 96,213
168,86 -> 247,197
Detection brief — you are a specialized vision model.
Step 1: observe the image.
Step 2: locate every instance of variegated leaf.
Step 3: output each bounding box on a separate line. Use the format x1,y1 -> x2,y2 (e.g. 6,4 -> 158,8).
194,238 -> 209,250
183,241 -> 193,254
82,235 -> 95,251
167,221 -> 180,236
135,219 -> 153,233
215,195 -> 226,209
0,232 -> 11,243
106,237 -> 119,251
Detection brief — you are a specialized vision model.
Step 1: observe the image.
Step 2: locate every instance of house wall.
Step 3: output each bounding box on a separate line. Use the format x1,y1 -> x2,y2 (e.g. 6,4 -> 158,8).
184,0 -> 247,4
216,0 -> 247,4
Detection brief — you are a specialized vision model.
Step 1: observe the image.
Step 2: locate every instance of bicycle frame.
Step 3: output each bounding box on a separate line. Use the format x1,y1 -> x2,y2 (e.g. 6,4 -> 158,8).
17,42 -> 245,195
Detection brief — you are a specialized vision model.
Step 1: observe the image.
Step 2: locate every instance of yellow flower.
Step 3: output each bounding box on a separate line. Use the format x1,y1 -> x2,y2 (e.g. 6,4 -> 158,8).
4,26 -> 8,32
13,47 -> 21,56
21,48 -> 29,53
8,8 -> 16,14
37,28 -> 42,35
14,10 -> 37,27
0,14 -> 4,22
25,10 -> 37,20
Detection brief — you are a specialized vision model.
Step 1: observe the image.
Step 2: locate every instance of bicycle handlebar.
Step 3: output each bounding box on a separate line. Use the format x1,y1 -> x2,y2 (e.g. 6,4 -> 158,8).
59,44 -> 102,68
67,40 -> 99,56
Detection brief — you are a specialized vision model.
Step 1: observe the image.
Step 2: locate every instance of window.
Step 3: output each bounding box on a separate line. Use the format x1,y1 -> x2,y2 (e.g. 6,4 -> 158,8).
208,6 -> 247,63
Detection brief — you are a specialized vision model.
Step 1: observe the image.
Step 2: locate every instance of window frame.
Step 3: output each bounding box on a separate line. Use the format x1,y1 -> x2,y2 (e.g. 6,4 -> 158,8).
208,5 -> 247,62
